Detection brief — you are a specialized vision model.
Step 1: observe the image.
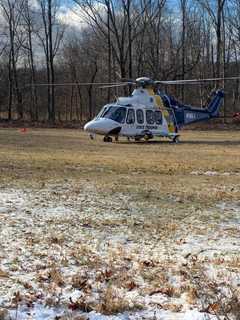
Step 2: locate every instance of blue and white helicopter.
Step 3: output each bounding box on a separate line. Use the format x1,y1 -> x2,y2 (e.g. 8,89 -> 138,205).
84,76 -> 239,143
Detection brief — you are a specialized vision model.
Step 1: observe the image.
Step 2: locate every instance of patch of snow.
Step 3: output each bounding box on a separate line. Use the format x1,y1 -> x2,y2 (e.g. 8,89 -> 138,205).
0,190 -> 26,208
190,171 -> 240,176
9,304 -> 66,320
88,311 -> 129,320
10,306 -> 204,320
204,171 -> 218,176
1,185 -> 239,320
216,202 -> 240,213
183,310 -> 217,320
35,206 -> 78,217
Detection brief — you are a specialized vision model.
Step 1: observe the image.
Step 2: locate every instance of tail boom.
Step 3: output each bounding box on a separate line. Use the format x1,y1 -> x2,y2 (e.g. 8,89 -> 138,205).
163,90 -> 224,127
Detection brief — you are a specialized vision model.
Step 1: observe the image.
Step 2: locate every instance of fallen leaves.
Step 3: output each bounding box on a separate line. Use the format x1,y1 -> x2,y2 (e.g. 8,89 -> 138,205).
205,302 -> 221,314
162,303 -> 182,312
48,233 -> 65,245
149,287 -> 175,297
68,297 -> 93,313
185,287 -> 198,304
0,308 -> 10,320
11,291 -> 22,306
124,280 -> 138,291
49,267 -> 65,286
71,274 -> 88,290
0,180 -> 239,319
98,285 -> 131,315
0,269 -> 9,278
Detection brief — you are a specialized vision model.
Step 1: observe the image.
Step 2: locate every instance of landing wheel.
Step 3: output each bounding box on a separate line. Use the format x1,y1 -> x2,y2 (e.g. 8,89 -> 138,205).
89,134 -> 95,140
134,136 -> 141,141
143,130 -> 153,141
173,136 -> 180,143
115,135 -> 119,142
144,134 -> 153,141
103,136 -> 112,142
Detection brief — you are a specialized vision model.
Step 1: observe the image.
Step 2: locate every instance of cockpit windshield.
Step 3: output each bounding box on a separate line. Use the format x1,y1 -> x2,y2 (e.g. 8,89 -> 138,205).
96,106 -> 108,119
101,106 -> 127,123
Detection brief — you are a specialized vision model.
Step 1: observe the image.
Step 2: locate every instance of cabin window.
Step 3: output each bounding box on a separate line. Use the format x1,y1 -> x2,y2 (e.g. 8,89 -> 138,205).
136,109 -> 144,124
103,106 -> 126,123
126,109 -> 135,124
146,110 -> 154,124
154,110 -> 162,124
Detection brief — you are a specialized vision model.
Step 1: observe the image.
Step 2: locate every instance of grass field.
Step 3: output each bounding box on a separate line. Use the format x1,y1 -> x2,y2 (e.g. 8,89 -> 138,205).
0,128 -> 239,320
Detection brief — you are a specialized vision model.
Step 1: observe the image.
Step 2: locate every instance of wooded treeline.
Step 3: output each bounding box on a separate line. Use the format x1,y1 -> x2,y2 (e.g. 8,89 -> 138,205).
0,0 -> 239,123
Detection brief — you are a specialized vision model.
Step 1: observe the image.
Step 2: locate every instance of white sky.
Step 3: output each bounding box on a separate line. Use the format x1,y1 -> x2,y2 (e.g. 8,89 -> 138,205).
57,1 -> 106,31
57,4 -> 85,30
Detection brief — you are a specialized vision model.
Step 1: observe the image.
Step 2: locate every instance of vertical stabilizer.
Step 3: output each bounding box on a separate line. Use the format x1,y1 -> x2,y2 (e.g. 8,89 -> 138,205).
207,90 -> 224,117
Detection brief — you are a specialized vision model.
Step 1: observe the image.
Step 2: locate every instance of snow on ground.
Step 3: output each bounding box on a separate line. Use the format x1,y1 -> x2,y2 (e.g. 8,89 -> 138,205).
0,182 -> 239,319
190,171 -> 240,177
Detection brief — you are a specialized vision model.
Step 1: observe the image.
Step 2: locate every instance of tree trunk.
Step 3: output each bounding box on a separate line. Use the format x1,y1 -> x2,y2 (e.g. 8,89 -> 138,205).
87,61 -> 98,119
107,2 -> 111,101
180,0 -> 186,101
9,16 -> 22,119
48,0 -> 55,123
8,53 -> 13,121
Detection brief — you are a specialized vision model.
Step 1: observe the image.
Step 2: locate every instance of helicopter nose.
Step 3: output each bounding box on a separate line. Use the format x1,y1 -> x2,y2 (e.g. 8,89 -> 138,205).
84,120 -> 107,134
84,118 -> 121,135
84,121 -> 96,132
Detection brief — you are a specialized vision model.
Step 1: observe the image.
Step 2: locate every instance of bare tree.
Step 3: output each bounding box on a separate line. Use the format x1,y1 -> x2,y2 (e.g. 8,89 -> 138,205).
0,0 -> 25,119
0,0 -> 239,122
36,0 -> 65,122
227,0 -> 240,111
21,0 -> 38,120
198,0 -> 226,79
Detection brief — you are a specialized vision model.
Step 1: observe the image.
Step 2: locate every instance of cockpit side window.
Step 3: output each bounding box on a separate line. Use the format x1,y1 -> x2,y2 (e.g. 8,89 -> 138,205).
136,109 -> 144,124
126,109 -> 135,124
102,106 -> 126,123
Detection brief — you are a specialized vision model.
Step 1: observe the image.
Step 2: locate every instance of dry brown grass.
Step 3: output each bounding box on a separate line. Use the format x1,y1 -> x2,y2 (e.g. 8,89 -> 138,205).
0,128 -> 239,207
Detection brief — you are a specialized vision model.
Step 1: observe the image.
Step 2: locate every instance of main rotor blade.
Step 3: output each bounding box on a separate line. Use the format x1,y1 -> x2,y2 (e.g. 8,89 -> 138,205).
99,82 -> 132,88
25,82 -> 119,87
156,76 -> 240,85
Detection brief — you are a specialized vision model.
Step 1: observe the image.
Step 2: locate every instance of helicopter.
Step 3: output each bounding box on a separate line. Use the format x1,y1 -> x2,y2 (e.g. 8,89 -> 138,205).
83,76 -> 238,143
28,75 -> 240,143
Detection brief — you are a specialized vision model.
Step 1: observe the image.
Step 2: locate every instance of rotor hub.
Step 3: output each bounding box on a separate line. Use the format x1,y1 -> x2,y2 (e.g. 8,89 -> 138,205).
135,77 -> 154,88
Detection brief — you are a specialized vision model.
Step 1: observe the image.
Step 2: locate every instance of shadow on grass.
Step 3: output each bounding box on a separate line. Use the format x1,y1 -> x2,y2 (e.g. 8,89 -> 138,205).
117,140 -> 240,146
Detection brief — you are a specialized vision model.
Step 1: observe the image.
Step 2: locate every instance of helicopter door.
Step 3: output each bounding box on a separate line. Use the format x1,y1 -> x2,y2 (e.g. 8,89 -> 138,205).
121,108 -> 136,136
136,109 -> 144,125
